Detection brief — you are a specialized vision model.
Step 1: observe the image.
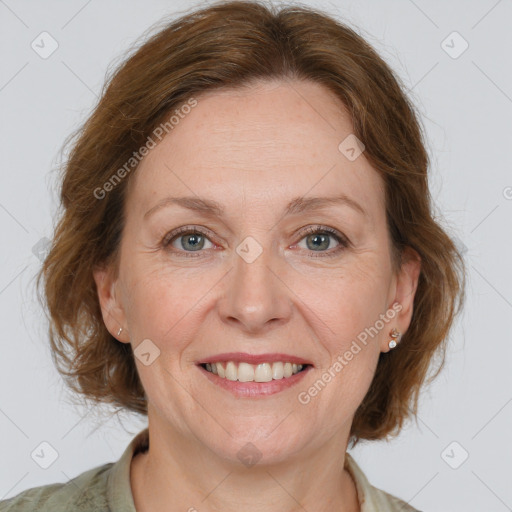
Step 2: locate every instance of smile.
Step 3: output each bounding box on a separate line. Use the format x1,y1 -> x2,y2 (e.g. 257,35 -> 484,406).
201,361 -> 307,382
198,361 -> 312,398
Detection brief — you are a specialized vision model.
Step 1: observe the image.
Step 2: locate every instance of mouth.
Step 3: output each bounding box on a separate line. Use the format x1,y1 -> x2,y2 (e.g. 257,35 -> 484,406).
196,353 -> 313,397
199,360 -> 310,382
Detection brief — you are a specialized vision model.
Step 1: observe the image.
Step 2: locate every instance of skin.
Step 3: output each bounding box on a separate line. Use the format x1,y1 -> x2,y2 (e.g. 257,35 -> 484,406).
94,79 -> 421,512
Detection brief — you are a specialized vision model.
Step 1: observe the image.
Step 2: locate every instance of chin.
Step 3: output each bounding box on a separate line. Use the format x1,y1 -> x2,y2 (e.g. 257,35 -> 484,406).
201,422 -> 309,466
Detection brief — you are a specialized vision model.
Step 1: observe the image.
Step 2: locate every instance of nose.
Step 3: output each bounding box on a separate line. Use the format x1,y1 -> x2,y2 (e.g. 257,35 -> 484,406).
217,239 -> 292,334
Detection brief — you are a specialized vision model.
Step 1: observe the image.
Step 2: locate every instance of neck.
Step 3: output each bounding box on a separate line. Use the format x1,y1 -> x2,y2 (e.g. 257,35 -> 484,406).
130,419 -> 360,512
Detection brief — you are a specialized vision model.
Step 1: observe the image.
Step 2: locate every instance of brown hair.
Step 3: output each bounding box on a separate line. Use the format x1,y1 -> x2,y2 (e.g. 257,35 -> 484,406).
36,0 -> 465,445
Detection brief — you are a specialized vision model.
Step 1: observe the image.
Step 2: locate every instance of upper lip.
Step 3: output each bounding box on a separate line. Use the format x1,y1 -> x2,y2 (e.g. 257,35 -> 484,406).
197,352 -> 313,366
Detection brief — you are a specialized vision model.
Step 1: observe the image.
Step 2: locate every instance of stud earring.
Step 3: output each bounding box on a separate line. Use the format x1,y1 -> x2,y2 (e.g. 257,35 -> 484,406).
388,328 -> 402,349
117,327 -> 123,337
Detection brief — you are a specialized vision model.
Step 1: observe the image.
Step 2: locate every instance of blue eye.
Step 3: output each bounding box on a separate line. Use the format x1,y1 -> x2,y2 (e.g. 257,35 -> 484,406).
295,225 -> 349,258
162,227 -> 214,257
162,225 -> 349,259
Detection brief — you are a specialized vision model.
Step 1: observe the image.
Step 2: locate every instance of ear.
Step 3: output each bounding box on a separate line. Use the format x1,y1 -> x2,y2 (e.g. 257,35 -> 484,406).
383,246 -> 421,352
93,263 -> 129,343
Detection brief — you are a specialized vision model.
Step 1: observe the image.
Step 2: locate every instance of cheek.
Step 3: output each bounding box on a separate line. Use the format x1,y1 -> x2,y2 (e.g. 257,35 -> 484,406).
310,259 -> 391,338
303,259 -> 391,399
310,278 -> 385,415
122,263 -> 219,348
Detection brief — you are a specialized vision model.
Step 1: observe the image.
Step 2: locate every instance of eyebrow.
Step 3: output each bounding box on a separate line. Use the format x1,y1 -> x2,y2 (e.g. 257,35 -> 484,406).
143,193 -> 367,220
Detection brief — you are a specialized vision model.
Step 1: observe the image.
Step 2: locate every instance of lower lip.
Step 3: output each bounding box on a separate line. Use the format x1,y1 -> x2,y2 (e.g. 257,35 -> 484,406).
198,364 -> 312,398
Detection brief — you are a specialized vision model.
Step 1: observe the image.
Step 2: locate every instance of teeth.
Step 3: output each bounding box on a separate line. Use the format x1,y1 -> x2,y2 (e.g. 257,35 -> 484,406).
272,361 -> 284,379
204,361 -> 305,381
225,361 -> 237,381
255,363 -> 273,382
238,362 -> 255,382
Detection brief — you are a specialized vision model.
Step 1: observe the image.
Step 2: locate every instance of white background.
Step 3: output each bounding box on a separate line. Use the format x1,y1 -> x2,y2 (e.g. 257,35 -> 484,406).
1,1 -> 511,511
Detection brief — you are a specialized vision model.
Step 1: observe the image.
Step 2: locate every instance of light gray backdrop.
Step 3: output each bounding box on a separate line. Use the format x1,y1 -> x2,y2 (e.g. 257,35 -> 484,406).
1,1 -> 511,511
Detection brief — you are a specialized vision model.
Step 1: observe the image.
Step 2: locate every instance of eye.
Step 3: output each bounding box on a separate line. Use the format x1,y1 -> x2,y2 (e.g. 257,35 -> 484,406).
162,224 -> 350,259
162,226 -> 215,257
294,225 -> 349,258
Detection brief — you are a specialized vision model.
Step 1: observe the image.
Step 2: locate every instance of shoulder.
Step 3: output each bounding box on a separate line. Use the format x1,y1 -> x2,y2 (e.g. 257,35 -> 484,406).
0,427 -> 148,512
344,452 -> 422,512
0,463 -> 113,512
367,486 -> 422,512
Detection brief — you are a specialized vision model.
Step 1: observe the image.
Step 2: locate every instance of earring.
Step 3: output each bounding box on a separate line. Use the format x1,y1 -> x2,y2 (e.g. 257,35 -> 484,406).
388,328 -> 402,349
117,327 -> 123,337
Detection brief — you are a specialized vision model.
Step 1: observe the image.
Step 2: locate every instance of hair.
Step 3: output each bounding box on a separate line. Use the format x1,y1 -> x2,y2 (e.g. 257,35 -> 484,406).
37,0 -> 465,446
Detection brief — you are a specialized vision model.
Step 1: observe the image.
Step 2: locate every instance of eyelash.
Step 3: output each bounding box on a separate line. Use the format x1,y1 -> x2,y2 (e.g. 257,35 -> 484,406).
161,225 -> 349,259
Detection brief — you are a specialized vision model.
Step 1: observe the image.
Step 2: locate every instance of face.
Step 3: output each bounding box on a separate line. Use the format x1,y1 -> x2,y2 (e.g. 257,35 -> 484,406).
95,79 -> 420,465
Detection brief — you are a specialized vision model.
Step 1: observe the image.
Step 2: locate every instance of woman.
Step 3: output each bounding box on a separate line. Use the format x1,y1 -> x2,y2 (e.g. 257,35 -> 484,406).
0,1 -> 465,511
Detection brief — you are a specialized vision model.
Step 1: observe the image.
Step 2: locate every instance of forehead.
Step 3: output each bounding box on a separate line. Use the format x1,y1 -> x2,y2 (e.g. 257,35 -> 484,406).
127,80 -> 384,219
